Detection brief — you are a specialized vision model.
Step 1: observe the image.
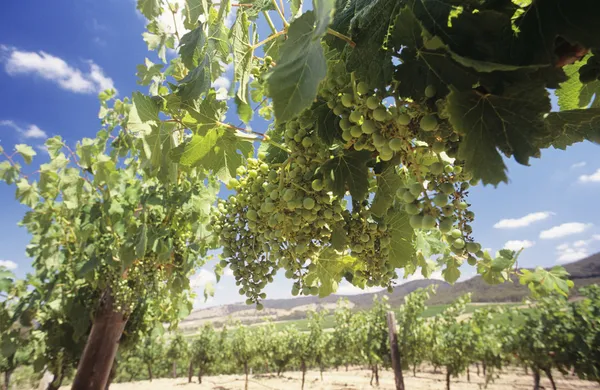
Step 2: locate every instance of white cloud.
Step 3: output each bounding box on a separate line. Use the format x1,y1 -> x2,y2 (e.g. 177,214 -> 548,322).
0,260 -> 17,270
0,120 -> 48,139
190,268 -> 216,288
213,76 -> 231,100
555,235 -> 600,264
1,46 -> 115,94
494,211 -> 553,229
539,222 -> 593,240
579,169 -> 600,183
571,161 -> 586,169
503,240 -> 535,251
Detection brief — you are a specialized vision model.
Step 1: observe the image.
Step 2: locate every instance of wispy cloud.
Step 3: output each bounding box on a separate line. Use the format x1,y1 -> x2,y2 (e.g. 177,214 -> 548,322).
540,222 -> 593,240
503,240 -> 535,251
0,120 -> 48,139
579,169 -> 600,183
1,45 -> 116,94
571,161 -> 586,169
555,235 -> 600,264
0,260 -> 17,270
494,212 -> 553,229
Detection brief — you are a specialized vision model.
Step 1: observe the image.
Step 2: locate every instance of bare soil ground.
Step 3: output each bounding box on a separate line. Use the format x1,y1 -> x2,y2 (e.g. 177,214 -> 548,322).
102,366 -> 600,390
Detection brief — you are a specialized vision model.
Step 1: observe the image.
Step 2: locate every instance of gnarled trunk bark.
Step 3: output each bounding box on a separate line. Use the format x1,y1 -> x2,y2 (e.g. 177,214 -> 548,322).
533,369 -> 541,390
3,370 -> 12,390
188,361 -> 194,383
71,290 -> 128,390
446,369 -> 451,390
198,367 -> 203,384
244,362 -> 249,390
301,361 -> 307,390
172,361 -> 177,378
147,364 -> 153,382
467,366 -> 470,382
545,368 -> 557,390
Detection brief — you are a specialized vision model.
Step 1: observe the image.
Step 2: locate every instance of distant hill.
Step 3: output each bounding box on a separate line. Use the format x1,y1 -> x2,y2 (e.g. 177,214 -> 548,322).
180,252 -> 600,331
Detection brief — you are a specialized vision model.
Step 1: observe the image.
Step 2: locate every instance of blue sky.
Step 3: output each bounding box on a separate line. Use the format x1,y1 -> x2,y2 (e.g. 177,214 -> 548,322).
0,1 -> 599,308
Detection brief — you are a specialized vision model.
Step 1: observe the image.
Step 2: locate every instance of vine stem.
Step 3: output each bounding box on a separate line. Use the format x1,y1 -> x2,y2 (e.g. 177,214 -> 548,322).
262,11 -> 278,34
327,28 -> 356,47
270,0 -> 289,27
165,0 -> 182,42
252,30 -> 285,50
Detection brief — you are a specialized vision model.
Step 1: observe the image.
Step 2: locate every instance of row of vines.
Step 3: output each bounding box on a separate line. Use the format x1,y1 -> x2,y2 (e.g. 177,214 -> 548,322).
113,286 -> 600,390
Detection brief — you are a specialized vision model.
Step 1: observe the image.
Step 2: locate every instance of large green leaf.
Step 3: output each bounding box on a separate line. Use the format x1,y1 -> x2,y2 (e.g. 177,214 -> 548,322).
265,12 -> 327,122
177,128 -> 253,182
320,150 -> 371,200
127,92 -> 160,134
15,179 -> 39,208
446,83 -> 551,186
312,248 -> 357,297
179,27 -> 207,70
313,0 -> 335,37
137,0 -> 163,19
182,90 -> 227,134
230,11 -> 253,123
542,108 -> 600,149
184,0 -> 209,29
15,144 -> 36,165
176,56 -> 212,102
371,155 -> 404,218
385,206 -> 415,268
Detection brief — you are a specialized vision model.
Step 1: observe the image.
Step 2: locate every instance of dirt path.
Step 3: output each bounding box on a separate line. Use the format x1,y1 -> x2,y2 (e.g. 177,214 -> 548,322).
100,366 -> 600,390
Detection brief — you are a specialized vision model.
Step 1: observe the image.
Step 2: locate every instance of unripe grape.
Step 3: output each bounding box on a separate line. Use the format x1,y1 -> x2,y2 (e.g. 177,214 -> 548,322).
283,189 -> 295,201
256,303 -> 264,310
409,182 -> 423,196
236,166 -> 247,176
247,209 -> 258,221
373,107 -> 388,122
263,202 -> 276,213
303,197 -> 316,210
246,298 -> 253,305
379,151 -> 394,161
432,141 -> 445,154
433,193 -> 448,207
372,133 -> 386,147
389,138 -> 403,151
311,179 -> 324,191
450,228 -> 462,239
333,104 -> 345,116
302,137 -> 313,148
438,218 -> 453,233
457,201 -> 468,210
420,114 -> 438,131
425,85 -> 436,98
467,255 -> 477,266
270,189 -> 279,200
340,118 -> 352,131
440,182 -> 454,195
396,113 -> 411,126
357,82 -> 369,95
422,215 -> 437,229
403,191 -> 416,203
453,166 -> 463,174
361,119 -> 377,134
366,96 -> 380,110
444,165 -> 454,173
260,163 -> 269,173
466,242 -> 481,253
430,162 -> 444,175
228,178 -> 240,189
310,286 -> 319,295
349,110 -> 364,124
410,215 -> 424,229
342,130 -> 353,141
453,238 -> 465,249
341,93 -> 354,107
350,125 -> 363,138
405,203 -> 420,215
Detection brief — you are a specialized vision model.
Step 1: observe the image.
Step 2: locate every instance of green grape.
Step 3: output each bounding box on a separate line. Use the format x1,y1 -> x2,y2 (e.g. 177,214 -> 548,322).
260,163 -> 269,173
433,193 -> 448,207
263,202 -> 276,212
372,133 -> 386,148
303,197 -> 316,210
246,298 -> 253,305
373,107 -> 388,122
440,182 -> 454,195
402,191 -> 416,203
425,85 -> 436,98
291,285 -> 300,296
452,238 -> 465,249
457,201 -> 468,210
350,125 -> 363,138
389,138 -> 403,151
450,228 -> 462,239
236,165 -> 247,176
420,114 -> 438,131
432,141 -> 445,154
339,118 -> 352,131
422,215 -> 437,229
380,151 -> 394,161
310,286 -> 319,295
349,110 -> 364,124
228,178 -> 240,189
404,203 -> 420,215
357,82 -> 369,95
466,242 -> 481,253
409,215 -> 424,229
467,256 -> 477,266
438,218 -> 453,233
444,165 -> 454,174
333,104 -> 345,116
256,303 -> 264,310
283,189 -> 295,201
409,182 -> 423,196
342,130 -> 353,141
247,209 -> 258,221
311,179 -> 324,191
270,189 -> 280,200
430,162 -> 444,175
341,93 -> 354,108
453,166 -> 463,174
302,137 -> 313,148
396,113 -> 411,126
366,96 -> 380,110
361,120 -> 377,134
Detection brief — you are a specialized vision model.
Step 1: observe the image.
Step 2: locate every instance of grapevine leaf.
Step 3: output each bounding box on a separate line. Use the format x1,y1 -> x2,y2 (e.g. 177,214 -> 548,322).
345,0 -> 401,89
176,56 -> 212,102
137,0 -> 163,19
542,108 -> 600,149
15,144 -> 36,165
330,223 -> 348,251
176,129 -> 253,182
45,136 -> 63,157
179,27 -> 207,70
257,130 -> 288,164
184,0 -> 209,29
320,150 -> 371,200
182,90 -> 227,134
230,11 -> 253,122
203,282 -> 215,301
1,339 -> 17,359
557,58 -> 589,111
313,100 -> 340,146
136,58 -> 164,86
136,224 -> 149,259
76,256 -> 101,278
0,269 -> 14,293
446,84 -> 551,186
313,248 -> 357,297
414,230 -> 445,259
385,206 -> 415,268
0,161 -> 19,185
442,255 -> 461,284
371,155 -> 403,218
265,11 -> 327,122
142,123 -> 178,181
15,179 -> 38,208
245,0 -> 276,19
143,21 -> 175,63
291,0 -> 303,17
128,92 -> 160,134
313,0 -> 335,38
520,266 -> 574,298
